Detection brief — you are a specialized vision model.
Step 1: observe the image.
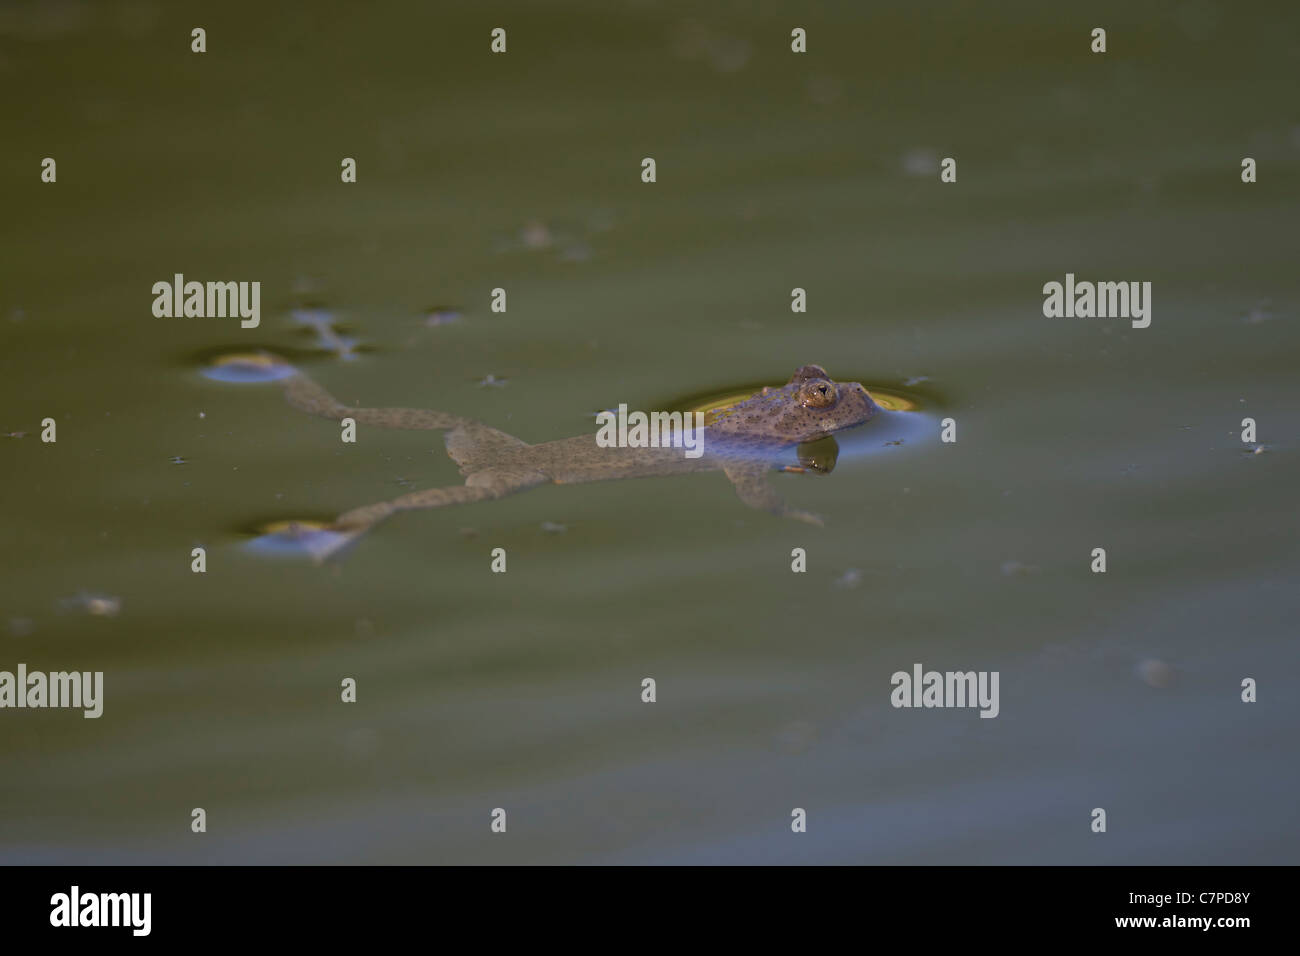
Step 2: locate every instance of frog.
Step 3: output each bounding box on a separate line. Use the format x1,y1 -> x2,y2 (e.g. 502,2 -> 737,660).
272,363 -> 880,557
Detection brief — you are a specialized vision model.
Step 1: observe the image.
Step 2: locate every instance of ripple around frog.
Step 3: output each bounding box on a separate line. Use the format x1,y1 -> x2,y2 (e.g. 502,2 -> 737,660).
193,348 -> 303,383
663,378 -> 941,467
240,518 -> 355,560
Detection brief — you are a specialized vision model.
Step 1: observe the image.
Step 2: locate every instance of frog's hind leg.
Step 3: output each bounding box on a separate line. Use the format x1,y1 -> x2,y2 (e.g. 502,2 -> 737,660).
445,422 -> 531,476
275,367 -> 546,561
280,368 -> 479,431
723,463 -> 825,527
313,468 -> 549,562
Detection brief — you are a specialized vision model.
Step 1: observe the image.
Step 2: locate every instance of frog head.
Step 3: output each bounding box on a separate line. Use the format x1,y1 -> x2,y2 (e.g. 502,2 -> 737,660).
709,365 -> 880,445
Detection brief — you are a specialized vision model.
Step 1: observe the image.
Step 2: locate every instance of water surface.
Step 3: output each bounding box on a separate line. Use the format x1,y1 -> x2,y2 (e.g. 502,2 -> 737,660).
2,0 -> 1297,864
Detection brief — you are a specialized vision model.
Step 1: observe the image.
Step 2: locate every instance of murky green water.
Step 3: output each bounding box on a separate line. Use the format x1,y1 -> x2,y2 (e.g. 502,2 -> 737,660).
2,0 -> 1297,863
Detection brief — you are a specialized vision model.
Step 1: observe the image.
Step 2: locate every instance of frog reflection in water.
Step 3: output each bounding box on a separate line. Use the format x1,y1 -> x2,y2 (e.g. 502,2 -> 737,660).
274,364 -> 879,557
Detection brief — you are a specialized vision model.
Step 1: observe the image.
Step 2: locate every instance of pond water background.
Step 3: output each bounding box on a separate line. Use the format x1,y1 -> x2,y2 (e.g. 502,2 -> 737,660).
2,0 -> 1297,863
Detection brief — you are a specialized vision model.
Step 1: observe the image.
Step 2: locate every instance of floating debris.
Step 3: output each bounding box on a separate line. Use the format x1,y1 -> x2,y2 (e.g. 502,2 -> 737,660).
169,456 -> 187,465
291,307 -> 360,361
902,375 -> 931,386
540,521 -> 568,535
423,307 -> 463,327
1000,560 -> 1041,577
58,592 -> 122,617
477,374 -> 508,388
3,431 -> 27,439
403,307 -> 465,347
832,568 -> 863,589
519,220 -> 554,250
1240,300 -> 1273,325
495,214 -> 606,262
201,352 -> 296,383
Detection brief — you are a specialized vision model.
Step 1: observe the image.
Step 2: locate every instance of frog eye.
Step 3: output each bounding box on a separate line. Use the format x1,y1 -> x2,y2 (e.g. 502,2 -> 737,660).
800,381 -> 838,408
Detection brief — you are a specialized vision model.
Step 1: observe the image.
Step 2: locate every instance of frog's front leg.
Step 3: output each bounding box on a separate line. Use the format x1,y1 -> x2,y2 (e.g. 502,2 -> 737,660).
722,464 -> 824,526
